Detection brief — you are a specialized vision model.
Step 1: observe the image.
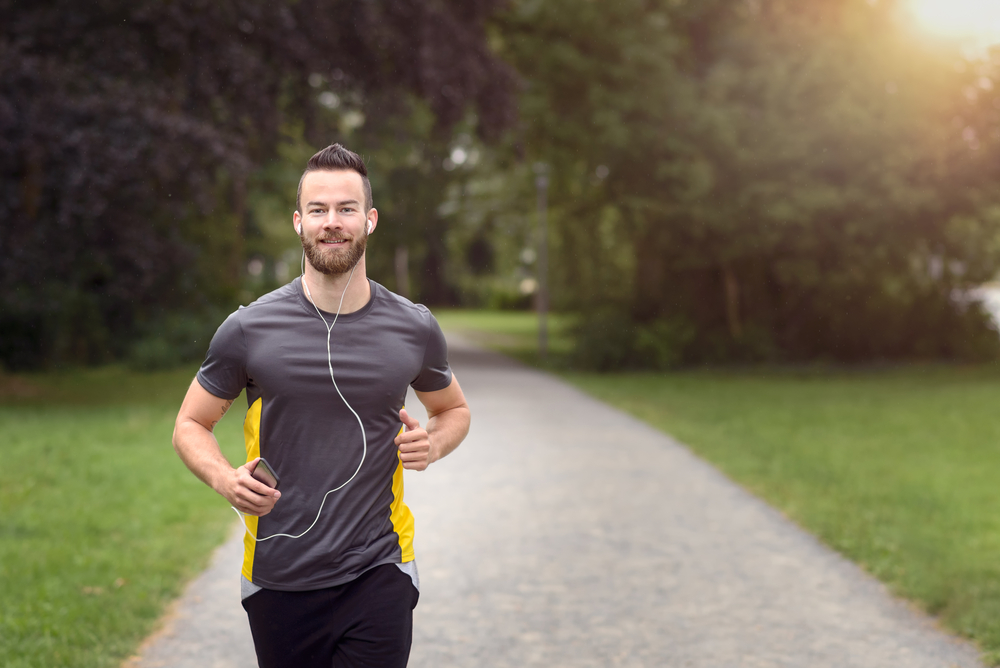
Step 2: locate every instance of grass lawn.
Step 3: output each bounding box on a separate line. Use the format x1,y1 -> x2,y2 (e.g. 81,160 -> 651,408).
0,366 -> 246,668
432,308 -> 575,365
437,309 -> 1000,664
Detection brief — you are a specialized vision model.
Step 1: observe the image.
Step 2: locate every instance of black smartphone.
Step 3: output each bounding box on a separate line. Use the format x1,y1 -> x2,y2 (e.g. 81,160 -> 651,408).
251,457 -> 280,490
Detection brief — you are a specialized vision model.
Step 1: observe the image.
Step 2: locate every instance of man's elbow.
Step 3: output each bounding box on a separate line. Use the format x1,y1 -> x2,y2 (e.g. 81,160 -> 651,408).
457,404 -> 471,439
171,420 -> 183,455
172,416 -> 199,456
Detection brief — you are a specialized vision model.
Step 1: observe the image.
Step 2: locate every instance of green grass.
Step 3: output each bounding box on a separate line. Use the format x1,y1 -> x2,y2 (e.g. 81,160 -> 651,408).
0,366 -> 246,668
437,309 -> 1000,664
432,308 -> 574,365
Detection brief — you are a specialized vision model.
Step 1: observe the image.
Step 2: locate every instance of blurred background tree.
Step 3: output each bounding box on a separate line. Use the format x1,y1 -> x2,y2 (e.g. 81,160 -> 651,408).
3,0 -> 1000,371
496,0 -> 1000,368
0,0 -> 514,370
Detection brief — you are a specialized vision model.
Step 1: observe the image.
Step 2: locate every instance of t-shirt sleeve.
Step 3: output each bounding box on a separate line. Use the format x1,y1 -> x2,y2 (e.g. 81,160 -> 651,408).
196,310 -> 249,400
410,310 -> 453,393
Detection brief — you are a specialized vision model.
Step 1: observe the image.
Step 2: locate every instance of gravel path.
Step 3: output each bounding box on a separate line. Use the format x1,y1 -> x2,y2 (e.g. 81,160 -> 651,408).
125,336 -> 984,668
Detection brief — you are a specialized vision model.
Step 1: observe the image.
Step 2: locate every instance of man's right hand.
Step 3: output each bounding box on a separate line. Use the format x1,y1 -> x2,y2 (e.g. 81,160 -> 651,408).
173,378 -> 282,516
225,457 -> 282,516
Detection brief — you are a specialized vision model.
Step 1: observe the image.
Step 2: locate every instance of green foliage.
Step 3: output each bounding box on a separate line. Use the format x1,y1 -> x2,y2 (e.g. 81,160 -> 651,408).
633,317 -> 699,370
570,310 -> 701,371
354,103 -> 542,308
10,0 -> 1000,370
353,101 -> 467,305
1,0 -> 515,370
126,310 -> 225,371
569,309 -> 638,372
494,0 -> 1000,365
0,366 -> 247,667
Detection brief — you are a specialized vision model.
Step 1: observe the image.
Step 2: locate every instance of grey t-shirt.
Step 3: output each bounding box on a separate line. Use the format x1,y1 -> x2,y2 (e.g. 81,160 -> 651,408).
197,278 -> 452,591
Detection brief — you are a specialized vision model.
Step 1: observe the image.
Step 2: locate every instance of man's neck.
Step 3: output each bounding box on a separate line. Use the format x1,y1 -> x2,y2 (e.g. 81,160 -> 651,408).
300,261 -> 371,314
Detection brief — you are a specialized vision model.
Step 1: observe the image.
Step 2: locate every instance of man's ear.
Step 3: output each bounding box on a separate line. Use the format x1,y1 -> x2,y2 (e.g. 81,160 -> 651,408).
293,211 -> 302,235
365,208 -> 378,235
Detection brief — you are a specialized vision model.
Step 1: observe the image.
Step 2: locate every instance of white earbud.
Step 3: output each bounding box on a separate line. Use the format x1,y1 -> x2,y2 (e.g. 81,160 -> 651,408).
366,220 -> 373,235
297,222 -> 302,234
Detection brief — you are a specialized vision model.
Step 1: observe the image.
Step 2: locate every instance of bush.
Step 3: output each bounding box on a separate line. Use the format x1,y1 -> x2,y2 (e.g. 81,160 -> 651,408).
571,309 -> 698,372
570,309 -> 637,371
633,318 -> 697,370
127,310 -> 223,371
0,312 -> 45,371
570,298 -> 1000,371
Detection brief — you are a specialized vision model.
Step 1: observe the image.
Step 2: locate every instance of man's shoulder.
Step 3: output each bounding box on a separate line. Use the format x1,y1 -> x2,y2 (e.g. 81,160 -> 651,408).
246,280 -> 300,309
231,280 -> 302,321
372,282 -> 434,324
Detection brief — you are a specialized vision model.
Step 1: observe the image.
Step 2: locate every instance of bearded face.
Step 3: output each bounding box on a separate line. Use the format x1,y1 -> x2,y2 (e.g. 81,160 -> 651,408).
301,229 -> 368,275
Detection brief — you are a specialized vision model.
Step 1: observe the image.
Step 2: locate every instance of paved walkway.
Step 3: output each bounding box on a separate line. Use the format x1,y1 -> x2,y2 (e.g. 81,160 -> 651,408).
126,337 -> 984,668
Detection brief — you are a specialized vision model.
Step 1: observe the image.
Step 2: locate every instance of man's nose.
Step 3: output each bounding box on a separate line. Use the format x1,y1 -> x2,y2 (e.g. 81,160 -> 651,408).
321,212 -> 343,228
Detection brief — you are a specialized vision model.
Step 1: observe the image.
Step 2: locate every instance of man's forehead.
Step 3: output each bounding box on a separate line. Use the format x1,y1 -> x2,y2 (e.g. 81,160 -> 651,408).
301,169 -> 365,199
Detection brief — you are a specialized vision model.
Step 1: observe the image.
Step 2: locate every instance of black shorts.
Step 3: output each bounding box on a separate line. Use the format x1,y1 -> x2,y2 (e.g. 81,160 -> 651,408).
242,563 -> 419,668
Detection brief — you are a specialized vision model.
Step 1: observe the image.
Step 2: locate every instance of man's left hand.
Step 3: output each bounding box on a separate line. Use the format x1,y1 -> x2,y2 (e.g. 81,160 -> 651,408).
396,408 -> 435,471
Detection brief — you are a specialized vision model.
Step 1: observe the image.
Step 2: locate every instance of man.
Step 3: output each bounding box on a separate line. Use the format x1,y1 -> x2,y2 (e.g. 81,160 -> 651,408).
172,143 -> 470,668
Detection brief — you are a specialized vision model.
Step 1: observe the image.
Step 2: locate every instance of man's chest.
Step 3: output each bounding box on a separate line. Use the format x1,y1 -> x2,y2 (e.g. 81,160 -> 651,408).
243,317 -> 425,411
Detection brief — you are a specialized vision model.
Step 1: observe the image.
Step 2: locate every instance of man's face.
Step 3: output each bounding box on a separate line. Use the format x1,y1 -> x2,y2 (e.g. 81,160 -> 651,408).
294,169 -> 372,276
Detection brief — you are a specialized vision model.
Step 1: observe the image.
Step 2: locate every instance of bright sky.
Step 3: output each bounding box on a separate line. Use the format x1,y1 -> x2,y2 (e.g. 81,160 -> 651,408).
910,0 -> 1000,45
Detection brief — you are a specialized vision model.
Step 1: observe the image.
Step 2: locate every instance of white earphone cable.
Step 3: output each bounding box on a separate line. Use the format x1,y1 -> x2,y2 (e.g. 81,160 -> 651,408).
232,252 -> 367,541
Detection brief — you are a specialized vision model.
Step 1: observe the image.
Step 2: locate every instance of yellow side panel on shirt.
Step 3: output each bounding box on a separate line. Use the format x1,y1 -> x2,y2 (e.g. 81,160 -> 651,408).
390,422 -> 416,562
241,397 -> 262,581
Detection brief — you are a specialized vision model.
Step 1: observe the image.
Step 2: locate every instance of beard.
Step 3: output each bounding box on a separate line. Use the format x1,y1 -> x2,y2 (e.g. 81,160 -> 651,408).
301,230 -> 367,275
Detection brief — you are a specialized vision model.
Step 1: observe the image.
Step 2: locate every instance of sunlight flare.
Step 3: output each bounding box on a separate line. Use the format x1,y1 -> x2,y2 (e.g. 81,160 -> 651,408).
910,0 -> 1000,44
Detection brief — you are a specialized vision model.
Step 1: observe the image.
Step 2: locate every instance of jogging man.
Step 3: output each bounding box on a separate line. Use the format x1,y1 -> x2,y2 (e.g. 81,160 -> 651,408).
172,143 -> 470,668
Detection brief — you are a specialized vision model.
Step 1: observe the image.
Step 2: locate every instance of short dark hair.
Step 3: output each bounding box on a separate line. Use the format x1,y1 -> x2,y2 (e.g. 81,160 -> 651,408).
296,143 -> 373,214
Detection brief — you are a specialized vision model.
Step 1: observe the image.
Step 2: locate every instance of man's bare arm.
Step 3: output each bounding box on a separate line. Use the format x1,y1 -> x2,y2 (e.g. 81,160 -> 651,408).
172,378 -> 280,516
395,374 -> 470,471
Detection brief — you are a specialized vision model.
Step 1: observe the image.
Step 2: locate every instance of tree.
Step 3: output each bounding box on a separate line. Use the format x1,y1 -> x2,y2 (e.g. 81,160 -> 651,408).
495,0 -> 1000,367
0,0 -> 515,369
